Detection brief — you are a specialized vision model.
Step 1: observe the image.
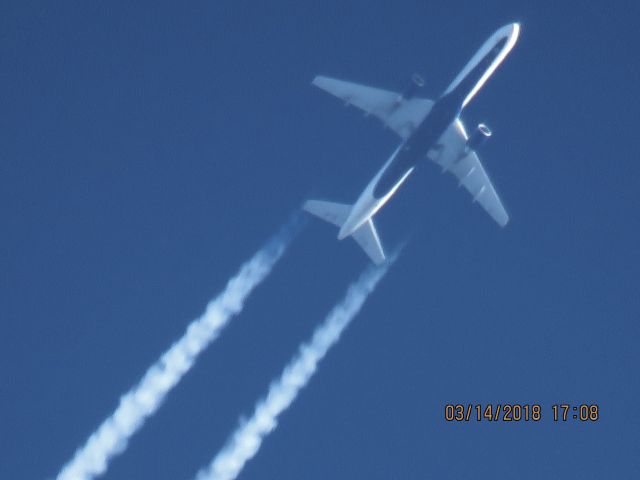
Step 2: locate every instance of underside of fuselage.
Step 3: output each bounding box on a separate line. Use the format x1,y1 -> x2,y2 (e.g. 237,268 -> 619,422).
372,95 -> 458,198
372,35 -> 509,200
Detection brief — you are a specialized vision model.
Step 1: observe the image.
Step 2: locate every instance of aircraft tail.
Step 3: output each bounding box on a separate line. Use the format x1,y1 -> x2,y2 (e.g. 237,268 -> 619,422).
303,199 -> 386,264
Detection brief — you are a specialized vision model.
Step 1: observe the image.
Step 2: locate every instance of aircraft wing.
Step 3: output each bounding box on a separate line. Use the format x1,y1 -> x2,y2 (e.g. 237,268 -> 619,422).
429,119 -> 509,226
312,75 -> 434,139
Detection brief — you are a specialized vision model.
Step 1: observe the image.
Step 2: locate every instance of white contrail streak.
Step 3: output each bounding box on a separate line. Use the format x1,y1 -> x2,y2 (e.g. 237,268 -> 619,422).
56,218 -> 301,480
195,258 -> 395,480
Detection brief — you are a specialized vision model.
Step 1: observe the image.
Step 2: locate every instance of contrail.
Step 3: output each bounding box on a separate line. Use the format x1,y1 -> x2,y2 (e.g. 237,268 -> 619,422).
195,256 -> 396,480
56,217 -> 302,480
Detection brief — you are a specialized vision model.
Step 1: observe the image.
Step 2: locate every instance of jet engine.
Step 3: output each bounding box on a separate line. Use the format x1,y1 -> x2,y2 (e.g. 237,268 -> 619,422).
466,123 -> 492,151
401,73 -> 425,100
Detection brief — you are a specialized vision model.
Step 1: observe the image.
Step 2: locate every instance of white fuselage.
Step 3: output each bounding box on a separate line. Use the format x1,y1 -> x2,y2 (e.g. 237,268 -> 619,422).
337,23 -> 520,240
338,145 -> 412,239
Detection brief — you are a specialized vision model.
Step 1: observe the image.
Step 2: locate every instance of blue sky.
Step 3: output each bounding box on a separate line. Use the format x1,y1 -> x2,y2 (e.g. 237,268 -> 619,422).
1,1 -> 639,478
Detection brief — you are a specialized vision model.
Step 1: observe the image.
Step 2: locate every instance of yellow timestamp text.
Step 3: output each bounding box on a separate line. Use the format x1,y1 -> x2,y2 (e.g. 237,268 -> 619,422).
444,404 -> 600,422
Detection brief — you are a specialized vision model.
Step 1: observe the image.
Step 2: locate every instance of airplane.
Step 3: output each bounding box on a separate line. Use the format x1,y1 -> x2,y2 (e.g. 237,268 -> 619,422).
304,23 -> 520,264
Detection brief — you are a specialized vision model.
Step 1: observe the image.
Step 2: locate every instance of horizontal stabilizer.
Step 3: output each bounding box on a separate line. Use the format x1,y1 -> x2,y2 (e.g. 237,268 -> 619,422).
303,199 -> 386,265
303,200 -> 351,227
352,219 -> 386,265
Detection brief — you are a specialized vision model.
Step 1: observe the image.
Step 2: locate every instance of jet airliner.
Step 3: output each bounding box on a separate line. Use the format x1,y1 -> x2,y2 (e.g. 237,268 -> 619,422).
304,23 -> 520,264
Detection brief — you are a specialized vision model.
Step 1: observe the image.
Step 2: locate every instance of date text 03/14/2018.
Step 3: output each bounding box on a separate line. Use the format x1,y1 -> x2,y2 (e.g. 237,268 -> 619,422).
444,404 -> 600,422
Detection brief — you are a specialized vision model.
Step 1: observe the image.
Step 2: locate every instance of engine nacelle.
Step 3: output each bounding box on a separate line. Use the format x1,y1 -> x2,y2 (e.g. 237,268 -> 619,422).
466,123 -> 492,151
401,73 -> 425,100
